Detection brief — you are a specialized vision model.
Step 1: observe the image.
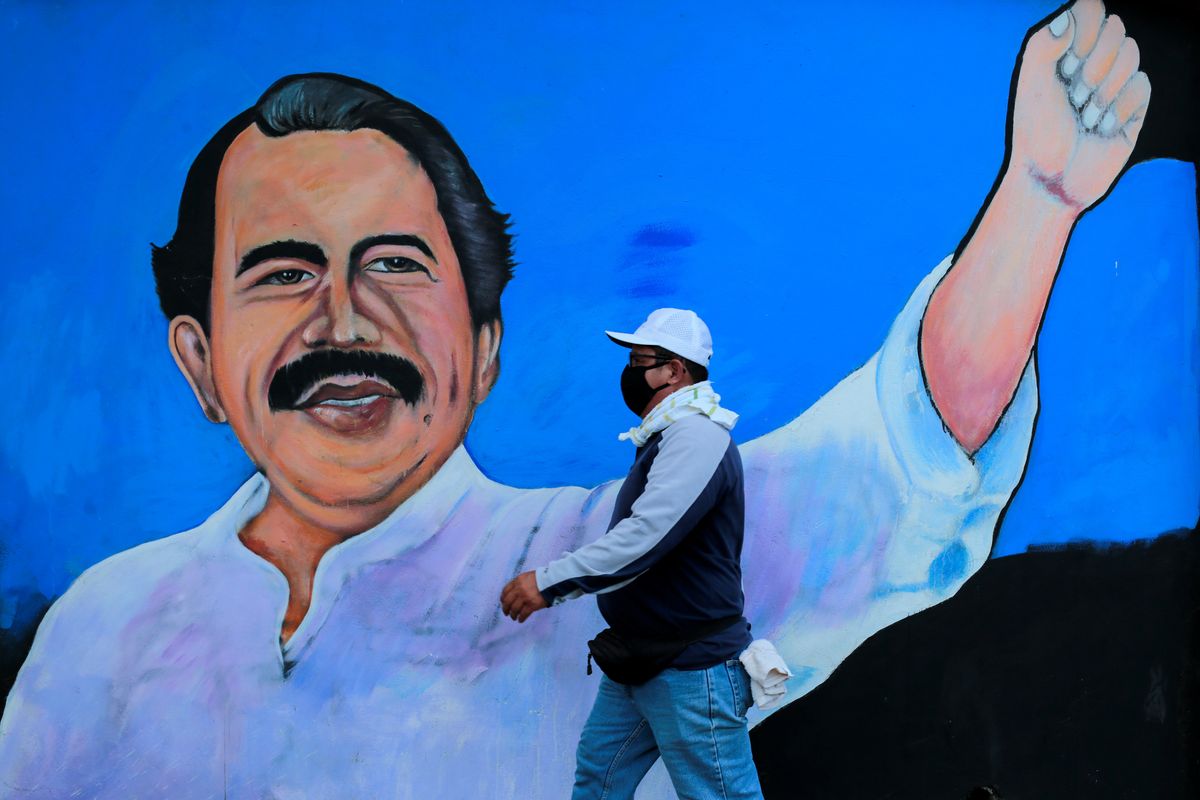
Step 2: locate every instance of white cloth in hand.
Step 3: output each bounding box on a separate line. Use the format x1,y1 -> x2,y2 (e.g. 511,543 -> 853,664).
738,639 -> 793,710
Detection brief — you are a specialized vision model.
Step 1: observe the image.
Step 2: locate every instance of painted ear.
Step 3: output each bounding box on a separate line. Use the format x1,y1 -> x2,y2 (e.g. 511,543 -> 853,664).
168,316 -> 227,423
473,319 -> 503,403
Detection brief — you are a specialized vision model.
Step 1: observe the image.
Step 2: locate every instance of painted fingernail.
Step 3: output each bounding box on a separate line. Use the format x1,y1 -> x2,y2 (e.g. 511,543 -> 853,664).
1099,109 -> 1118,135
1070,79 -> 1091,108
1081,99 -> 1103,129
1049,11 -> 1070,37
1060,51 -> 1081,78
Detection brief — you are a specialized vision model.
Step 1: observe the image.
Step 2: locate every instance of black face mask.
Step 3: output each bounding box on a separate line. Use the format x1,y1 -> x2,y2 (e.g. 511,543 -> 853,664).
620,365 -> 670,416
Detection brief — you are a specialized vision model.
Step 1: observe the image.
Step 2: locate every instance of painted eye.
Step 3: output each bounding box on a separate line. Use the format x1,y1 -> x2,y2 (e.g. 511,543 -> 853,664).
364,257 -> 433,278
258,268 -> 313,286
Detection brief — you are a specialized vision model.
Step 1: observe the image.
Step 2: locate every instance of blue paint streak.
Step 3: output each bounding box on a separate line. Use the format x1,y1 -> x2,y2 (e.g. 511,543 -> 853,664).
629,224 -> 697,250
929,542 -> 969,593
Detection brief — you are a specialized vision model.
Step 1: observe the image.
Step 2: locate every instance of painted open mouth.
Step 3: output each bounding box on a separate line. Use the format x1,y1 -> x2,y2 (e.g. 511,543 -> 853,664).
294,378 -> 401,409
268,350 -> 425,413
287,375 -> 413,436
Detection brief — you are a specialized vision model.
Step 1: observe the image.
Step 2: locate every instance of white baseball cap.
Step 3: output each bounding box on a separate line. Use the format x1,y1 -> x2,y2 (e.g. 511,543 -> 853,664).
605,308 -> 713,367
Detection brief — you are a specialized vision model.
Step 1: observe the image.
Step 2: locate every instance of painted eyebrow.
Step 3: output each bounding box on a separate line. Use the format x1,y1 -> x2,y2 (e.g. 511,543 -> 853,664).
237,240 -> 328,277
350,234 -> 438,268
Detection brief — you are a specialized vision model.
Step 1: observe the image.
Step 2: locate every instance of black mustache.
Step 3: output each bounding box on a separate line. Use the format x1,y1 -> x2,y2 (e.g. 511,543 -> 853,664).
267,350 -> 425,411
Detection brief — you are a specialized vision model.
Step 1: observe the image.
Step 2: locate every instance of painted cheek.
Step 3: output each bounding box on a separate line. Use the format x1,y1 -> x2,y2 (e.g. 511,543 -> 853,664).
212,332 -> 267,423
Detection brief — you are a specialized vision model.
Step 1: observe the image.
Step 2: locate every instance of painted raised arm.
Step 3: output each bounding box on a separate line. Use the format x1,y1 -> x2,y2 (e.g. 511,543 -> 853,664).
921,0 -> 1151,453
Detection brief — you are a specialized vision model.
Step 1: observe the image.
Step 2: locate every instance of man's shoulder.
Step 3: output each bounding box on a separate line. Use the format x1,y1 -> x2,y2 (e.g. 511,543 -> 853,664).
88,526 -> 208,578
662,413 -> 734,447
653,415 -> 739,485
47,528 -> 212,626
56,474 -> 270,615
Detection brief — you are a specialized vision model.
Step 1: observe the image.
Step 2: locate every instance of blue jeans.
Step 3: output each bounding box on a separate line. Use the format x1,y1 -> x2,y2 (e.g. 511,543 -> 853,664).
572,659 -> 764,800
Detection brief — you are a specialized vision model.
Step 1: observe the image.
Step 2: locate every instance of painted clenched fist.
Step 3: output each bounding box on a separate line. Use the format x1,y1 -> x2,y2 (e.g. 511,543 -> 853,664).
1011,0 -> 1151,211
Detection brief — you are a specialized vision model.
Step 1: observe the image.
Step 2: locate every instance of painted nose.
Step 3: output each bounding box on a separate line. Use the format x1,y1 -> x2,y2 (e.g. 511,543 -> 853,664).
302,277 -> 381,348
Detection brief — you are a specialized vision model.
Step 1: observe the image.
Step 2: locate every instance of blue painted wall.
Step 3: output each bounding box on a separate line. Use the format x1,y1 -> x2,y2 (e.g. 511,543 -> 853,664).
1,0 -> 1196,618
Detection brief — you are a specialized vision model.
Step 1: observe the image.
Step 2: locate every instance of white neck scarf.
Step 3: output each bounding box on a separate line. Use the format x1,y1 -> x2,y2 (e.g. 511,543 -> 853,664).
618,380 -> 739,446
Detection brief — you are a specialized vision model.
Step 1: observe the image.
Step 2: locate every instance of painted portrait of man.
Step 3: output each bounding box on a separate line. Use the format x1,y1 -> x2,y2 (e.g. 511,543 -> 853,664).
0,0 -> 1195,797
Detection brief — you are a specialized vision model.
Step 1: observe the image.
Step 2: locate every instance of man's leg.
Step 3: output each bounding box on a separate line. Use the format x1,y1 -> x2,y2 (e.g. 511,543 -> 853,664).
632,660 -> 763,800
572,675 -> 661,800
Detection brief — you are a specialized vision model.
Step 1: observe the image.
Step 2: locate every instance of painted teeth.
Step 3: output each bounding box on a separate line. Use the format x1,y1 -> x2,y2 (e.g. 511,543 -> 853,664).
320,395 -> 381,407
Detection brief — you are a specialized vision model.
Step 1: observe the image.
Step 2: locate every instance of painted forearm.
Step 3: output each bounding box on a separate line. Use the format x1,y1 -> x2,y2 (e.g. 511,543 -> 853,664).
920,172 -> 1077,453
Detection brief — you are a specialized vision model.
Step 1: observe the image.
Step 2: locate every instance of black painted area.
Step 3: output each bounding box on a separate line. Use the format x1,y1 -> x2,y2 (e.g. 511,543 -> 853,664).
1105,0 -> 1199,256
751,529 -> 1200,800
1110,0 -> 1199,168
0,589 -> 51,718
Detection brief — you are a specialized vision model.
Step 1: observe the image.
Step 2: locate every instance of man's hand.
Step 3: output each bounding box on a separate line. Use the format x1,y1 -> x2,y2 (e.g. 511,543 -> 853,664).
500,571 -> 548,623
1011,0 -> 1151,211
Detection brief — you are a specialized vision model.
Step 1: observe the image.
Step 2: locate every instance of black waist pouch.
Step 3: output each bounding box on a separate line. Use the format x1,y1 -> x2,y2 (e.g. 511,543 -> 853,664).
587,615 -> 742,686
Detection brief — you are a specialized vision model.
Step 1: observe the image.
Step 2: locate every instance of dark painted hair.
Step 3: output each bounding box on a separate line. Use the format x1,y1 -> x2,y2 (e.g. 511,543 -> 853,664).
151,73 -> 514,331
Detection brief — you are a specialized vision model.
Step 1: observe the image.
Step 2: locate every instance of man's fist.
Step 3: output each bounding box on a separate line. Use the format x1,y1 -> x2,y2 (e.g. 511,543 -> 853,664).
1010,0 -> 1151,211
500,571 -> 549,623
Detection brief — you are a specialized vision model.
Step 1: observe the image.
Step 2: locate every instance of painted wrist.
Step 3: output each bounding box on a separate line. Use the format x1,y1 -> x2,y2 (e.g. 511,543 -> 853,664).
1001,167 -> 1084,220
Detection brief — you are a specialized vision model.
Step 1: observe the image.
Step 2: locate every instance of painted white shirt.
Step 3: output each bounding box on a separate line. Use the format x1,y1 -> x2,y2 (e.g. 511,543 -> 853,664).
0,258 -> 1038,798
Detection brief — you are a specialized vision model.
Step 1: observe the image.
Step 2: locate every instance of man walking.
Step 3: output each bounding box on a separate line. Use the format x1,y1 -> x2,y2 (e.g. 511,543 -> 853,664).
501,308 -> 763,799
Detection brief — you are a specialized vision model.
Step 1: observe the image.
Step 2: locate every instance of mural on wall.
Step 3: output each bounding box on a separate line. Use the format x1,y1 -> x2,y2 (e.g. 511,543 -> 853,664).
0,0 -> 1195,797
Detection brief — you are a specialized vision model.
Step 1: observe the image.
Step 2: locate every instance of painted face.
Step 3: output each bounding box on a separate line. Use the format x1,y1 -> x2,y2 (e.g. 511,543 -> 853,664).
177,127 -> 498,531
